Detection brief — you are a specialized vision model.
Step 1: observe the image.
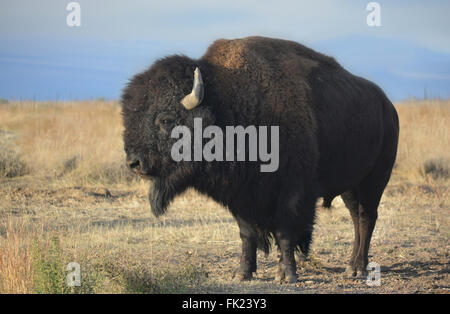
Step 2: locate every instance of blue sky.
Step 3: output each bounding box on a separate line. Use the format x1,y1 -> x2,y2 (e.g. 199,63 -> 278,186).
1,0 -> 449,101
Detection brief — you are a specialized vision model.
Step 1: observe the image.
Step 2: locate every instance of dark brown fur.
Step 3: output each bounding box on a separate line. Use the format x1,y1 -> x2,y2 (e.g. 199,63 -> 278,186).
121,36 -> 399,282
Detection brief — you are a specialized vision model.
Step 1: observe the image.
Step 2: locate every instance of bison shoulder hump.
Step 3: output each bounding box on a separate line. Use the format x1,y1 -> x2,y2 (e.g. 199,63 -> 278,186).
202,36 -> 340,74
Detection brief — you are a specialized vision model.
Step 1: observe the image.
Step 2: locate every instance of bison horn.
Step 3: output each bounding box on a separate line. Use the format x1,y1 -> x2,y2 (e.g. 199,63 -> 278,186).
181,67 -> 204,110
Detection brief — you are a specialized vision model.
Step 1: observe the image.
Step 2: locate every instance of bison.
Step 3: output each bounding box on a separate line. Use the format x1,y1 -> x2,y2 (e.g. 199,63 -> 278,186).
121,36 -> 399,283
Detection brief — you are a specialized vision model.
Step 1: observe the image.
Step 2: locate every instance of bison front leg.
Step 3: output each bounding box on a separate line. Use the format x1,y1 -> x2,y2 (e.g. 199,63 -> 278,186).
274,232 -> 297,283
234,218 -> 257,281
274,187 -> 317,284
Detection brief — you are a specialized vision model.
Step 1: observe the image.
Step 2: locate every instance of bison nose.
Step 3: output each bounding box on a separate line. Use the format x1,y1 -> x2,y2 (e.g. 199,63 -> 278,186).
127,159 -> 141,172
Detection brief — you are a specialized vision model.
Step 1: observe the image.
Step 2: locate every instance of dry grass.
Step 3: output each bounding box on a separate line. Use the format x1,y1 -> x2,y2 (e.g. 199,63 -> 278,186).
0,217 -> 34,293
0,100 -> 134,185
394,99 -> 450,183
0,99 -> 448,293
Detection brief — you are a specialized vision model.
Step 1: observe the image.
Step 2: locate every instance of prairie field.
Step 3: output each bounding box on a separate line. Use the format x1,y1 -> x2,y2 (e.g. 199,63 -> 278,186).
0,99 -> 448,293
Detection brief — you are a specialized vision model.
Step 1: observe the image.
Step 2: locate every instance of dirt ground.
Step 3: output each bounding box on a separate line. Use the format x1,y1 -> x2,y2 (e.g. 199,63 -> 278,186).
1,176 -> 448,293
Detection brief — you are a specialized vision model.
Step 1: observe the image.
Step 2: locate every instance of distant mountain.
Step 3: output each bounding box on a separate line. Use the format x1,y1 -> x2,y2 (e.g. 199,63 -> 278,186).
0,36 -> 449,101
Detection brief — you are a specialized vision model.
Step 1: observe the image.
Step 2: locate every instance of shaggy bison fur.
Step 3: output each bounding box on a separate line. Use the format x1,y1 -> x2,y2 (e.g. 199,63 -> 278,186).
121,36 -> 399,283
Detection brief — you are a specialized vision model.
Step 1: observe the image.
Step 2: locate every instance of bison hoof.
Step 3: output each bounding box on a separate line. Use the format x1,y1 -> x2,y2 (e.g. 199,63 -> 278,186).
344,266 -> 368,279
237,272 -> 253,281
275,270 -> 297,284
356,269 -> 368,278
274,272 -> 284,282
232,269 -> 253,281
344,265 -> 357,278
285,274 -> 298,283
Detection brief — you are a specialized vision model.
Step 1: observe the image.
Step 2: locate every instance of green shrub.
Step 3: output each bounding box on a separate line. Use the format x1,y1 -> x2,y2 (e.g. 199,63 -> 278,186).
32,236 -> 71,294
31,236 -> 100,294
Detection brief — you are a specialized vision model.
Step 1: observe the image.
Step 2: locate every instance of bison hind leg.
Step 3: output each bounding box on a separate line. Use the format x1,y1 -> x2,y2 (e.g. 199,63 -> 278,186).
321,196 -> 335,208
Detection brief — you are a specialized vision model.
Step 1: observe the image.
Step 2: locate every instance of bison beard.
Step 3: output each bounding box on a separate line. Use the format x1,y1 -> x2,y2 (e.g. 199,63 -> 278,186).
148,162 -> 197,217
148,177 -> 169,217
121,36 -> 399,284
148,175 -> 189,217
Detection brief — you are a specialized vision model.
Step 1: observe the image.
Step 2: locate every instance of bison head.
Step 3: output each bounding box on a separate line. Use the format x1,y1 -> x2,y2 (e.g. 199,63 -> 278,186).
121,56 -> 215,216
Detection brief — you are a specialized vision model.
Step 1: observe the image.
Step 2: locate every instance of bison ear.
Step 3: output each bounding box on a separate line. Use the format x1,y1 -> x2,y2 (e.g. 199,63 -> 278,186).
181,67 -> 204,110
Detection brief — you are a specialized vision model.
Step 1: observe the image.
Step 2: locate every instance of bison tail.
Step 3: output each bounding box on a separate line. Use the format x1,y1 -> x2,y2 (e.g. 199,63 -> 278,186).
321,196 -> 334,209
256,232 -> 273,255
297,229 -> 313,256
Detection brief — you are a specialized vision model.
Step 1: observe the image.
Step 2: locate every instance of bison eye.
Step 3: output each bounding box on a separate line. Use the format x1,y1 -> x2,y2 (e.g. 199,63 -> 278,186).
161,118 -> 175,125
156,112 -> 176,127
